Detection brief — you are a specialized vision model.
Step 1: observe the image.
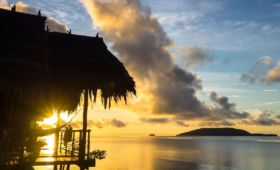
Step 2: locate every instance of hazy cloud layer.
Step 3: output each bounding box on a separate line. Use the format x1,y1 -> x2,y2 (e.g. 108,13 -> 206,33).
140,118 -> 169,124
240,111 -> 280,126
71,118 -> 127,128
140,117 -> 188,127
199,120 -> 235,127
240,56 -> 273,83
174,120 -> 189,127
0,1 -> 68,33
199,110 -> 280,127
111,118 -> 126,128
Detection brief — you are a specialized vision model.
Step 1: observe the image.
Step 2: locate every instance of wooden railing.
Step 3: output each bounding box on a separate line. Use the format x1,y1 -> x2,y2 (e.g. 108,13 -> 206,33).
0,129 -> 92,167
58,129 -> 91,158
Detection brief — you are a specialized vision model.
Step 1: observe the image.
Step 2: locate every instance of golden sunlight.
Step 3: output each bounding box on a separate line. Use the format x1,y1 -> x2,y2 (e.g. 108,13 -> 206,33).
37,111 -> 71,128
37,111 -> 73,155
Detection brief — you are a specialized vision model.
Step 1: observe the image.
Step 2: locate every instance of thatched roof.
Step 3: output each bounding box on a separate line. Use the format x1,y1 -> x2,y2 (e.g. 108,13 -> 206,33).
0,8 -> 136,124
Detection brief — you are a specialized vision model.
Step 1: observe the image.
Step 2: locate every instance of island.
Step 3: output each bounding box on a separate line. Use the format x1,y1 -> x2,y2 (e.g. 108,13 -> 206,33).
149,134 -> 156,137
177,128 -> 277,136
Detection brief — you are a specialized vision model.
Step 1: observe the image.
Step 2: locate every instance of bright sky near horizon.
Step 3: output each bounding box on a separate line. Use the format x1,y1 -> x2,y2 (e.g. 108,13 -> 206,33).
3,0 -> 280,136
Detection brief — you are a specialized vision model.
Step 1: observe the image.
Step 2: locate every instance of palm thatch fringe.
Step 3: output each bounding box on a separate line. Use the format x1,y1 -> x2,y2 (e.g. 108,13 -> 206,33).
0,8 -> 136,126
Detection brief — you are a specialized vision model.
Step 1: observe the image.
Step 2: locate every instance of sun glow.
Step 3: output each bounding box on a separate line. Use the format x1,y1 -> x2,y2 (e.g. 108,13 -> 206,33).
37,111 -> 72,128
37,111 -> 73,155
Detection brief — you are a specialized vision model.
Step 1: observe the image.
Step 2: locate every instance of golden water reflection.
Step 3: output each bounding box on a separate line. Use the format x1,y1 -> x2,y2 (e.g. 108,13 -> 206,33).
34,136 -> 280,170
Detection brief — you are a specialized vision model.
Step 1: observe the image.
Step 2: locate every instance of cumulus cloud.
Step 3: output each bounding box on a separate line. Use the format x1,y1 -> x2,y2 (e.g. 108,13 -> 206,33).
209,92 -> 250,120
262,61 -> 280,83
240,56 -> 273,83
80,0 -> 255,122
154,66 -> 206,115
81,0 -> 212,118
0,1 -> 68,33
179,47 -> 213,70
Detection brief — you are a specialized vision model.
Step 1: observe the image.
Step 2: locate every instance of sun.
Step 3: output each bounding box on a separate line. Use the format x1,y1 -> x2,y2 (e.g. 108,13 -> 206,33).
37,111 -> 72,155
37,111 -> 71,128
38,114 -> 57,128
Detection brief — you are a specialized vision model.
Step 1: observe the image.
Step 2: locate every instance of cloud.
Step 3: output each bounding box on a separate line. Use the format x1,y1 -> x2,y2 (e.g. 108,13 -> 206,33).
45,17 -> 69,33
253,114 -> 279,126
179,47 -> 213,70
81,0 -> 212,118
274,3 -> 280,8
0,1 -> 68,33
262,61 -> 280,83
154,66 -> 206,116
71,118 -> 127,128
0,0 -> 7,6
263,89 -> 279,92
140,118 -> 169,124
174,120 -> 189,127
80,0 -> 253,122
140,117 -> 188,127
240,111 -> 280,126
240,56 -> 273,83
110,118 -> 126,128
199,120 -> 235,127
209,92 -> 250,120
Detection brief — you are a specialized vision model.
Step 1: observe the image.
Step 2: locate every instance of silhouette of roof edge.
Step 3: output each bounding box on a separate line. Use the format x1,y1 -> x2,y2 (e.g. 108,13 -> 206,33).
0,7 -> 47,21
0,6 -> 136,120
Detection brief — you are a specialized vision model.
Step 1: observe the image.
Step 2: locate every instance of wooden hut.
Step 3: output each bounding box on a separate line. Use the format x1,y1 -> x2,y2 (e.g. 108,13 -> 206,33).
0,7 -> 135,170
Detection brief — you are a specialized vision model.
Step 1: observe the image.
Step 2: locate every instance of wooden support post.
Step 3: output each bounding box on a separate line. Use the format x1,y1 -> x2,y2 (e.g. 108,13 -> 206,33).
87,130 -> 90,158
59,131 -> 62,154
54,112 -> 60,170
80,90 -> 88,170
71,132 -> 75,156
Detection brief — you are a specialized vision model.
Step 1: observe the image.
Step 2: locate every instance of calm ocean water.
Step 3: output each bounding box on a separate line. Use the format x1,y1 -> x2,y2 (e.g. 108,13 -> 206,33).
35,136 -> 280,170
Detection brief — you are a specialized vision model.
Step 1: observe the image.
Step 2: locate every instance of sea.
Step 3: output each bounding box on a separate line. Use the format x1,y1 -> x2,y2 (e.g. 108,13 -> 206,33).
35,136 -> 280,170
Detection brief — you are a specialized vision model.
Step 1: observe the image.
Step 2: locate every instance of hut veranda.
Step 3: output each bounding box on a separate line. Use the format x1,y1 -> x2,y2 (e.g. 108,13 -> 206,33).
0,7 -> 136,170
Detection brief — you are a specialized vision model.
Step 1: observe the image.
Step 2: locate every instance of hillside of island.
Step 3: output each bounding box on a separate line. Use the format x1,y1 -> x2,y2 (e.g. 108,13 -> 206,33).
177,128 -> 277,136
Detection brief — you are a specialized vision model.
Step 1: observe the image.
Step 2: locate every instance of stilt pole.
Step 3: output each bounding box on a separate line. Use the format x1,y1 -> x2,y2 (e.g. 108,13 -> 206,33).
80,90 -> 88,170
54,112 -> 60,170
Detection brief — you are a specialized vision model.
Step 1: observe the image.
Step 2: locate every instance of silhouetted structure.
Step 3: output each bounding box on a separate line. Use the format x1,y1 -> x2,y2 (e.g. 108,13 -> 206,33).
0,7 -> 135,170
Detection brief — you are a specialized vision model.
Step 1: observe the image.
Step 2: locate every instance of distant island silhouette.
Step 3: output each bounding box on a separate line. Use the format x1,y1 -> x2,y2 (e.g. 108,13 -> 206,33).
177,128 -> 277,136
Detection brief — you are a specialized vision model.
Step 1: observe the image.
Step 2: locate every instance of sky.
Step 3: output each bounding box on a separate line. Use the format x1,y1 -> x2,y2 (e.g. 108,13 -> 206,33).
2,0 -> 280,136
